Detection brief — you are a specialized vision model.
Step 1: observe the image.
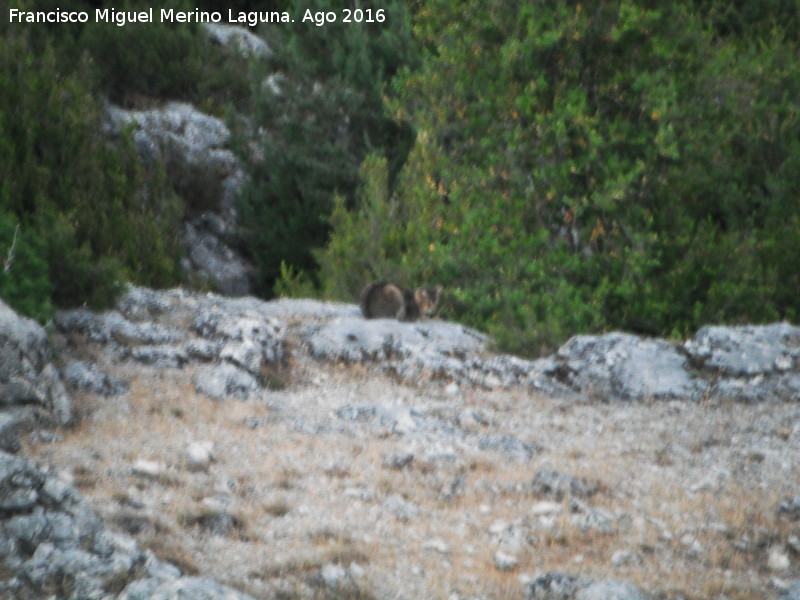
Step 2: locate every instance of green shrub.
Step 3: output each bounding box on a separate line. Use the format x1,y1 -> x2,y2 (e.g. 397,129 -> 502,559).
237,0 -> 418,297
0,212 -> 53,323
316,1 -> 800,355
80,0 -> 203,105
0,30 -> 183,316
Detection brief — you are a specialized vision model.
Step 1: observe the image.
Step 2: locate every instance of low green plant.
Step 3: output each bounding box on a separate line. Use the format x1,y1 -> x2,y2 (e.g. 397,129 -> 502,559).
0,212 -> 53,322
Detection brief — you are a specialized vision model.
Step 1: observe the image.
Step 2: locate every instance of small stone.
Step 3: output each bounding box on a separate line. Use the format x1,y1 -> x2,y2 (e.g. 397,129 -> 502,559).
493,550 -> 518,571
575,579 -> 650,600
787,536 -> 800,555
319,563 -> 347,588
489,520 -> 509,536
348,562 -> 365,579
382,451 -> 414,470
769,547 -> 791,571
385,494 -> 419,522
531,470 -> 595,500
185,441 -> 215,472
131,459 -> 166,478
610,549 -> 641,567
0,413 -> 21,454
524,572 -> 585,600
422,538 -> 449,554
530,501 -> 563,515
778,497 -> 800,520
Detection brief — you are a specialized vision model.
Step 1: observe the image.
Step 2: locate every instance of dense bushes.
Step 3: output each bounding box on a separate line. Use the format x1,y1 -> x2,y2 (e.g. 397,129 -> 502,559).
80,0 -> 255,114
237,0 -> 418,295
0,28 -> 183,320
313,0 -> 800,355
1,0 -> 260,321
2,0 -> 797,357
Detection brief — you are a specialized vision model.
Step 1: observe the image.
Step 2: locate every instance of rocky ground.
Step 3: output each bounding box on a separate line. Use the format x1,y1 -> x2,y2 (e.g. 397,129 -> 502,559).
3,286 -> 800,599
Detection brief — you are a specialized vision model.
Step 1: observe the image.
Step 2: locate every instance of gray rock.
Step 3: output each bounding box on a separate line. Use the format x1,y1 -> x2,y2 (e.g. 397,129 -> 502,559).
0,413 -> 21,453
202,23 -> 271,57
575,579 -> 651,600
384,494 -> 419,522
185,338 -> 221,361
684,323 -> 800,402
493,550 -> 519,571
193,363 -> 260,400
0,450 -> 253,600
55,308 -> 184,347
304,316 -> 568,394
709,373 -> 800,402
479,434 -> 541,461
0,452 -> 44,511
192,310 -> 284,368
530,470 -> 597,501
120,576 -> 258,600
382,451 -> 414,470
127,345 -> 189,368
181,221 -> 254,296
685,322 -> 800,376
0,299 -> 72,426
571,506 -> 617,534
555,333 -> 706,401
781,580 -> 800,600
118,286 -> 176,321
106,102 -> 254,296
61,361 -> 127,396
318,562 -> 348,589
0,452 -> 141,598
524,572 -> 587,599
779,496 -> 800,520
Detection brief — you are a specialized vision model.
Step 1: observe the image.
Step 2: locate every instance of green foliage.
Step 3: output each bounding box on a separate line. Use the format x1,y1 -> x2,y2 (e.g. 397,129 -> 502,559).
237,0 -> 418,296
79,0 -> 197,105
273,261 -> 317,298
317,0 -> 800,355
0,212 -> 53,323
79,0 -> 252,111
0,29 -> 183,317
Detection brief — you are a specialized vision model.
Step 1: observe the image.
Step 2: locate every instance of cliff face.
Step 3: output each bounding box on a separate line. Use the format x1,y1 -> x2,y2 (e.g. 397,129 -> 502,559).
1,287 -> 799,599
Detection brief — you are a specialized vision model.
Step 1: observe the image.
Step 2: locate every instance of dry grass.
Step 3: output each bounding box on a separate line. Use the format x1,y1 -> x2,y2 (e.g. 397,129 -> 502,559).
23,361 -> 800,600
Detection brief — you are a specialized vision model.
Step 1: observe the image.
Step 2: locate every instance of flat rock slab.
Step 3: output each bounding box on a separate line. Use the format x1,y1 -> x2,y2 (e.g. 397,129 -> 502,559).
304,317 -> 488,363
555,333 -> 707,401
685,322 -> 800,376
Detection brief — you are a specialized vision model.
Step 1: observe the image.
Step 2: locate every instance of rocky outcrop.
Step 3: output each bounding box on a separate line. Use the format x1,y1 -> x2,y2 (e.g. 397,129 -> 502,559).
524,573 -> 652,600
49,286 -> 800,403
202,23 -> 271,58
552,333 -> 706,401
0,450 -> 255,600
685,322 -> 800,402
3,288 -> 799,599
105,103 -> 254,296
55,287 -> 286,401
0,299 -> 72,452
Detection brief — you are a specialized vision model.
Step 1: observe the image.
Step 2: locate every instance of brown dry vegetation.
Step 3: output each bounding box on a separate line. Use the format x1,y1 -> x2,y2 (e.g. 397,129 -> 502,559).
24,359 -> 800,600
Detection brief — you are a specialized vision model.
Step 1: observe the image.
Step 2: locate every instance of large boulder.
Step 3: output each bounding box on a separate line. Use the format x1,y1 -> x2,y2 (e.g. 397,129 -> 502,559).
202,23 -> 271,58
0,450 -> 255,600
55,286 -> 287,401
0,299 -> 72,446
553,333 -> 706,401
105,103 -> 254,296
684,323 -> 800,402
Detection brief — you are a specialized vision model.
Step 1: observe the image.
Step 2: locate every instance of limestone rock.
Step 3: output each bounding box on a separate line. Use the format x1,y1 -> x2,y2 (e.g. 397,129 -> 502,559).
0,299 -> 72,426
202,23 -> 272,57
555,333 -> 706,401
